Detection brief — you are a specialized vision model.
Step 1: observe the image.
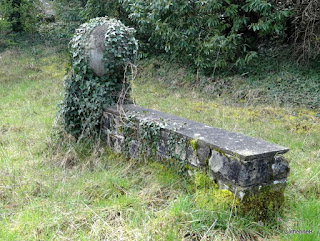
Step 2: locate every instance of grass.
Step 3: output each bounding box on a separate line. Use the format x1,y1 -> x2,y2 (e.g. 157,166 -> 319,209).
0,43 -> 319,240
141,52 -> 320,112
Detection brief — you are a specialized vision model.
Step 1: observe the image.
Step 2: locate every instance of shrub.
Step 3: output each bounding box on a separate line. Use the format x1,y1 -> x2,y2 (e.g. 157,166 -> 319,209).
52,0 -> 128,42
0,0 -> 40,33
122,0 -> 290,73
0,0 -> 13,47
81,0 -> 121,21
51,0 -> 84,41
286,0 -> 320,61
59,17 -> 138,138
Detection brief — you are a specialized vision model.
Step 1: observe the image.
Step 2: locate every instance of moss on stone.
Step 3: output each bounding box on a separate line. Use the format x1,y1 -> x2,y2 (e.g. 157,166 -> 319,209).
237,186 -> 285,219
189,139 -> 198,150
191,171 -> 285,220
194,171 -> 212,189
194,186 -> 237,211
184,164 -> 194,171
192,171 -> 236,211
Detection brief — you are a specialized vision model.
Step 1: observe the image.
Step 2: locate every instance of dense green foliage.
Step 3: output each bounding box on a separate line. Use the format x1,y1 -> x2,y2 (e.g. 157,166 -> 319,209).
60,17 -> 138,138
53,0 -> 319,68
122,0 -> 289,72
288,0 -> 320,61
81,0 -> 124,21
52,0 -> 125,42
0,0 -> 40,47
0,0 -> 40,32
138,51 -> 320,111
53,0 -> 291,71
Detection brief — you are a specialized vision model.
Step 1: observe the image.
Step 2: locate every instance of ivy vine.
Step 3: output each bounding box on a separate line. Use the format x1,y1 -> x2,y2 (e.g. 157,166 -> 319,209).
59,17 -> 138,138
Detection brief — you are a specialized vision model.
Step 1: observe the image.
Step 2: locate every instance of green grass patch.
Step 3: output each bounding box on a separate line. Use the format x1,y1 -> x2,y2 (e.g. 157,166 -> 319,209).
0,43 -> 319,240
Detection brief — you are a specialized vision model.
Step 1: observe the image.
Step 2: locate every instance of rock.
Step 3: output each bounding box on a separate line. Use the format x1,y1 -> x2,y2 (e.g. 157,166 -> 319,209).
272,156 -> 290,179
157,139 -> 168,158
85,21 -> 137,77
209,150 -> 274,187
129,140 -> 139,158
187,145 -> 200,167
174,140 -> 187,161
87,24 -> 109,77
111,134 -> 124,154
196,141 -> 210,165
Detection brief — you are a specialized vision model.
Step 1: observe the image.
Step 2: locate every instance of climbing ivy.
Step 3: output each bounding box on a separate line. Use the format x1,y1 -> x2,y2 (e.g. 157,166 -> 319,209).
117,114 -> 192,174
59,17 -> 138,138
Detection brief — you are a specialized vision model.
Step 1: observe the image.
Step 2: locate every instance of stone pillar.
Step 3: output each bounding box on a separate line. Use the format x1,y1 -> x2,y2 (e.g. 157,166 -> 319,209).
60,17 -> 138,137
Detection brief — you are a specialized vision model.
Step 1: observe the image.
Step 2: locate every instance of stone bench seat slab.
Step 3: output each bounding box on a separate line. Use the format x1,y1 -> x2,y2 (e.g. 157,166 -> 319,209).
105,104 -> 289,162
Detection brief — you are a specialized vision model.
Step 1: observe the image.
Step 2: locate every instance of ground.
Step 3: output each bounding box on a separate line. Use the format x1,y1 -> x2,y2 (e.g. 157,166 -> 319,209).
0,43 -> 319,240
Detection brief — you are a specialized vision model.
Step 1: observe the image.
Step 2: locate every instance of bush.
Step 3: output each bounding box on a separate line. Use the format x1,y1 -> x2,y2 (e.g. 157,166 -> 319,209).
286,0 -> 320,61
51,0 -> 320,68
0,0 -> 40,33
122,0 -> 290,73
52,0 -> 128,42
0,0 -> 41,48
81,0 -> 122,21
38,0 -> 82,43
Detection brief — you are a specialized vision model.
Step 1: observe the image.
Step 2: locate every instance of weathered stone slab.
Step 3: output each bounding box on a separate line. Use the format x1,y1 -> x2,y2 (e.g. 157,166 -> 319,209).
106,104 -> 289,161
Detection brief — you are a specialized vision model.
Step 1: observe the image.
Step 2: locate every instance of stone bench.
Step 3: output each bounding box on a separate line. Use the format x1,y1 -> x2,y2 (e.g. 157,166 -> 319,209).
62,18 -> 290,213
103,104 -> 290,203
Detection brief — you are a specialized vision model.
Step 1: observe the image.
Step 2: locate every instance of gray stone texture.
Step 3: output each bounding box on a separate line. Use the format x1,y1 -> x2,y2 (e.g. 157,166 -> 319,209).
174,141 -> 187,161
272,156 -> 290,179
209,150 -> 277,187
103,104 -> 290,200
128,140 -> 139,158
111,134 -> 124,154
196,140 -> 211,165
105,105 -> 289,161
85,23 -> 135,77
186,145 -> 200,167
87,24 -> 109,77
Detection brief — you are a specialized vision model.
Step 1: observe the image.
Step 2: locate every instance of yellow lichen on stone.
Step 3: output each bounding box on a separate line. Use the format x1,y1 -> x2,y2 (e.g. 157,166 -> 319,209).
194,171 -> 213,189
192,171 -> 237,211
237,186 -> 285,219
191,171 -> 284,219
195,188 -> 237,211
189,139 -> 198,150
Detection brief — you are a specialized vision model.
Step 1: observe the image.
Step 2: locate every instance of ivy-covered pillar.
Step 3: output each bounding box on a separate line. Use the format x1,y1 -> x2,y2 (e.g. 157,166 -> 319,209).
59,17 -> 138,138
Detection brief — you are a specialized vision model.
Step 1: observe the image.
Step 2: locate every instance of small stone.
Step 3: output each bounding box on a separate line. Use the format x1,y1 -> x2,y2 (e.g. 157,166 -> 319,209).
209,150 -> 273,187
157,139 -> 168,158
209,150 -> 228,174
196,142 -> 210,165
174,141 -> 187,161
129,140 -> 139,158
187,145 -> 200,167
239,191 -> 246,201
112,134 -> 124,154
272,156 -> 290,179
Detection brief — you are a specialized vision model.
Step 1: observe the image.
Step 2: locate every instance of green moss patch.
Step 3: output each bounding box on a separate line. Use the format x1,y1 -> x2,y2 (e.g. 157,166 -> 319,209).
238,186 -> 285,220
189,139 -> 198,151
